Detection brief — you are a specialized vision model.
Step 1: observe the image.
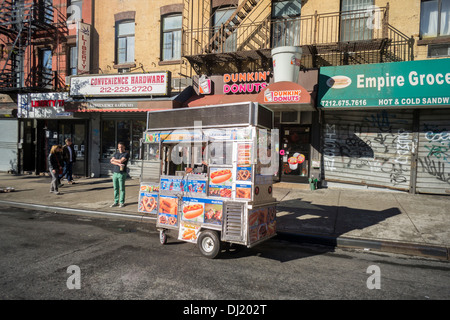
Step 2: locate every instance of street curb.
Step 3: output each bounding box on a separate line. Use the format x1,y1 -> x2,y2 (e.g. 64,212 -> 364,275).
1,200 -> 448,261
0,200 -> 156,223
276,231 -> 450,261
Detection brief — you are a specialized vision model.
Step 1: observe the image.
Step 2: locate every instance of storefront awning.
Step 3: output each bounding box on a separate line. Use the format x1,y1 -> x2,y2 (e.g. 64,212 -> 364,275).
66,86 -> 194,113
0,103 -> 18,118
185,81 -> 315,112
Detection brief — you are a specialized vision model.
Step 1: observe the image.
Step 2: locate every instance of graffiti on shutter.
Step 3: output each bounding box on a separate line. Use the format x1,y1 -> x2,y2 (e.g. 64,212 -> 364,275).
323,110 -> 414,191
416,109 -> 450,195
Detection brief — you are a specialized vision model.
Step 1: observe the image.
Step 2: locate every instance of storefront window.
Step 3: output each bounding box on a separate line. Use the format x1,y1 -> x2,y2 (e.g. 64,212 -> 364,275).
132,120 -> 146,159
271,0 -> 302,47
101,120 -> 116,159
101,120 -> 144,160
117,120 -> 130,147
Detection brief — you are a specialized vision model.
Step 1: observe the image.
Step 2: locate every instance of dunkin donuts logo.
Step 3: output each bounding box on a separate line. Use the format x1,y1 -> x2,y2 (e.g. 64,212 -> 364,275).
263,88 -> 302,103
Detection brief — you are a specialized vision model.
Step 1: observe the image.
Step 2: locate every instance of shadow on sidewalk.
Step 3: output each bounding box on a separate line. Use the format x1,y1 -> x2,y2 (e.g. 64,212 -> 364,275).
217,196 -> 401,263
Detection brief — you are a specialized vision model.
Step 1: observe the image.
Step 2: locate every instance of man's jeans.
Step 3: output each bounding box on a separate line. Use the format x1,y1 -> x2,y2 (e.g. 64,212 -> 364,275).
112,171 -> 126,204
63,162 -> 73,182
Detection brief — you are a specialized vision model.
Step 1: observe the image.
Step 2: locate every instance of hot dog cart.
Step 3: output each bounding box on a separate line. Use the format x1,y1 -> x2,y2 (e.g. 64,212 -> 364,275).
138,102 -> 279,258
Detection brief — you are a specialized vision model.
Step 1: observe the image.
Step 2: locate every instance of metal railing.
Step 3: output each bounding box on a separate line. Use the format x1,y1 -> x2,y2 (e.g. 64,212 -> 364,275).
182,5 -> 412,64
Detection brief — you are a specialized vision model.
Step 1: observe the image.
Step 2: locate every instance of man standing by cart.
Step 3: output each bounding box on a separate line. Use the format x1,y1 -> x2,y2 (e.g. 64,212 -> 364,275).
110,142 -> 129,208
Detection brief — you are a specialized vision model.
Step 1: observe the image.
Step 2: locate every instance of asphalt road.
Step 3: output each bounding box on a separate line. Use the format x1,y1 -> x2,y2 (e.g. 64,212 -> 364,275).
1,205 -> 449,305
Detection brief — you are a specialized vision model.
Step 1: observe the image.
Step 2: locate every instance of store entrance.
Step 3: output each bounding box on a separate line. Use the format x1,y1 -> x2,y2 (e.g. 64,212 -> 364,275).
279,125 -> 311,183
41,120 -> 88,177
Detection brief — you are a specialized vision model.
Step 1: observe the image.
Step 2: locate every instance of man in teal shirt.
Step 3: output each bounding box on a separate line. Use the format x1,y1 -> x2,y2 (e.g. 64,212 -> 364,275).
110,142 -> 129,208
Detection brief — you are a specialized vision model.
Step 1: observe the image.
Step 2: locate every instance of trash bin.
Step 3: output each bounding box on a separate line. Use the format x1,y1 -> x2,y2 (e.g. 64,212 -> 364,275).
309,177 -> 318,190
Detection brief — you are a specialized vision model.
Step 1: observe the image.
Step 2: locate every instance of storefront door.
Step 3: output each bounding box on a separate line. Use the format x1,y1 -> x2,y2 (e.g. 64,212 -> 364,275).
280,125 -> 311,183
59,121 -> 88,177
21,119 -> 36,172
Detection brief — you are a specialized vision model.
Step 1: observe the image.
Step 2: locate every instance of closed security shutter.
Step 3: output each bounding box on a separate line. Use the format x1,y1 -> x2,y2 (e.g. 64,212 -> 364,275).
323,110 -> 414,191
0,119 -> 18,172
416,109 -> 450,195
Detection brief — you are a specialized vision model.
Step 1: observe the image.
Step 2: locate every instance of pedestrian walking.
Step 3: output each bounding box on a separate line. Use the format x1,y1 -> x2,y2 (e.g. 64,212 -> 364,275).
48,144 -> 63,195
62,138 -> 76,184
110,142 -> 129,208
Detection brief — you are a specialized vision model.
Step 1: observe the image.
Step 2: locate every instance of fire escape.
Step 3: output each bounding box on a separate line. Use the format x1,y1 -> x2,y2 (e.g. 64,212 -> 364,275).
0,0 -> 67,93
181,0 -> 414,76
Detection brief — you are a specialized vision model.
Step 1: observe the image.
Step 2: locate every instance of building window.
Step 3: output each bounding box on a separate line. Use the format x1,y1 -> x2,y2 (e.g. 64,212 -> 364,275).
69,46 -> 77,75
420,0 -> 450,38
39,48 -> 53,88
428,43 -> 450,56
101,120 -> 145,160
271,0 -> 302,47
116,20 -> 135,64
340,0 -> 374,41
212,7 -> 237,53
162,14 -> 182,61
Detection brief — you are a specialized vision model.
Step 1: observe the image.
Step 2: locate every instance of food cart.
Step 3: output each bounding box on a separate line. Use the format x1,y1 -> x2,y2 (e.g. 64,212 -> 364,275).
138,102 -> 279,258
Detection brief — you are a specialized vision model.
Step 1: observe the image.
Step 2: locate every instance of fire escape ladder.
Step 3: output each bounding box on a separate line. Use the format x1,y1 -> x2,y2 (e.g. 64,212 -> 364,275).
206,0 -> 260,53
0,1 -> 67,91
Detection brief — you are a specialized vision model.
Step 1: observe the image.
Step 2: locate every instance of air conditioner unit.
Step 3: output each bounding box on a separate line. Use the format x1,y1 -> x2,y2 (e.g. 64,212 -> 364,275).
280,111 -> 300,124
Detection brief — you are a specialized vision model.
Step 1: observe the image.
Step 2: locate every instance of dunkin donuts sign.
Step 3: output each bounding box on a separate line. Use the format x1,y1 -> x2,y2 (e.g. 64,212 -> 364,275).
256,81 -> 311,105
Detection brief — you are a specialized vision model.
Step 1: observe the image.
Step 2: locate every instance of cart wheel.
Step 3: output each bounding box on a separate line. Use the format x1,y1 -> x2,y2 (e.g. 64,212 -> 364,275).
197,230 -> 221,259
159,230 -> 167,245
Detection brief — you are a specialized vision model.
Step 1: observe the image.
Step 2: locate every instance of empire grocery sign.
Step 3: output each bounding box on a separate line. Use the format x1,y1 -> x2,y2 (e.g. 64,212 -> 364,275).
318,58 -> 450,108
70,72 -> 170,97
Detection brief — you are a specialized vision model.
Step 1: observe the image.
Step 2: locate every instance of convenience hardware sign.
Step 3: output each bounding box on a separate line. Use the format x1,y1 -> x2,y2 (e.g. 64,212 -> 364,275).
318,58 -> 450,108
70,72 -> 170,97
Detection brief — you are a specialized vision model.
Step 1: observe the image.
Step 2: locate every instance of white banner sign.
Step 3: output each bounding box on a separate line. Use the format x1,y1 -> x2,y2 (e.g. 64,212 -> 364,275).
18,93 -> 70,119
70,72 -> 170,97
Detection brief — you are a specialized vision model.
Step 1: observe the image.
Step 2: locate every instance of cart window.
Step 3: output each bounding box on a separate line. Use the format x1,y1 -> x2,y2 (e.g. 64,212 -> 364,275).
257,128 -> 279,176
142,143 -> 160,183
208,141 -> 232,165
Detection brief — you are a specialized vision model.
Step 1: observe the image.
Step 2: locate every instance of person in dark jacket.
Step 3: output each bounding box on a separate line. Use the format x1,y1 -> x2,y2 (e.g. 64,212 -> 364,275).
48,144 -> 63,195
62,138 -> 76,184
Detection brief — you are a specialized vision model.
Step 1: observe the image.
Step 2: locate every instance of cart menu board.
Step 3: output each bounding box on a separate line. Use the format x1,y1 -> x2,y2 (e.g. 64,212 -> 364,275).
138,183 -> 159,214
208,168 -> 233,198
157,195 -> 178,228
236,166 -> 252,181
248,206 -> 276,244
237,143 -> 252,165
178,221 -> 201,243
235,166 -> 253,200
235,184 -> 252,199
181,197 -> 223,226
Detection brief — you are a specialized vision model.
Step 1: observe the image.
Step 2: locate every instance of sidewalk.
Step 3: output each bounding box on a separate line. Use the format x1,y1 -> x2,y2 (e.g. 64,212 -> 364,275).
0,173 -> 449,260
